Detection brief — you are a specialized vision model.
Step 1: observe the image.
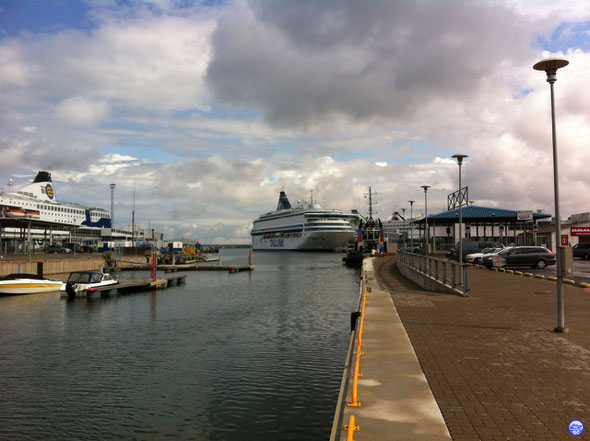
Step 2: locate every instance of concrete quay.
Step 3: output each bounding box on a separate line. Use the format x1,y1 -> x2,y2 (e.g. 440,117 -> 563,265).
332,258 -> 451,441
367,255 -> 590,440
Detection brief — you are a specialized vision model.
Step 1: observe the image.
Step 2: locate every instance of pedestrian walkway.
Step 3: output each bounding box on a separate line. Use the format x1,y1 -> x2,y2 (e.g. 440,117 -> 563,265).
373,256 -> 590,440
335,259 -> 451,441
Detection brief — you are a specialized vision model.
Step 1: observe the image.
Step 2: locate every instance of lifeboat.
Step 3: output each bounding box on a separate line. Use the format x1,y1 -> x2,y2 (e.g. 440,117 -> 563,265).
4,207 -> 25,217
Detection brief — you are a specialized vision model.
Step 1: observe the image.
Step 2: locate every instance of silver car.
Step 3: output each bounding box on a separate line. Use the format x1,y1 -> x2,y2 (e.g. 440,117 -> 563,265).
465,247 -> 503,264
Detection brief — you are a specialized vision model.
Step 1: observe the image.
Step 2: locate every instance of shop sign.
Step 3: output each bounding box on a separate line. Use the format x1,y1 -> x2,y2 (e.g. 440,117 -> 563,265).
517,210 -> 533,220
571,226 -> 590,236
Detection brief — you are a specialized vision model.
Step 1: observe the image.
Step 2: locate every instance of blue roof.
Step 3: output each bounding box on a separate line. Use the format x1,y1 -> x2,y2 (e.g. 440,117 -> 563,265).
427,205 -> 551,221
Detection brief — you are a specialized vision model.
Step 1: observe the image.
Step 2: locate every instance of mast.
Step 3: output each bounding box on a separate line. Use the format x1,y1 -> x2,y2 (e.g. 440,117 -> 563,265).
364,186 -> 377,219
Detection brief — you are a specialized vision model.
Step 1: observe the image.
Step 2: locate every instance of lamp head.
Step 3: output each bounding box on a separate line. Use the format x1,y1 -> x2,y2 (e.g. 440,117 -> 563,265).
452,153 -> 468,165
533,58 -> 568,84
421,185 -> 431,193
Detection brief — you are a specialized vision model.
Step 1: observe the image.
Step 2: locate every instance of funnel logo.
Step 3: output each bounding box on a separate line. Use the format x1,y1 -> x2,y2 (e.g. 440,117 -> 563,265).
46,184 -> 54,200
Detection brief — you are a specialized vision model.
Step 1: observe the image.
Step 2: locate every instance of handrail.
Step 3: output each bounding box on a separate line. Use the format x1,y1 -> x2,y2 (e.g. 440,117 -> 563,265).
344,415 -> 359,441
348,288 -> 366,407
397,250 -> 469,296
357,288 -> 367,348
348,347 -> 362,407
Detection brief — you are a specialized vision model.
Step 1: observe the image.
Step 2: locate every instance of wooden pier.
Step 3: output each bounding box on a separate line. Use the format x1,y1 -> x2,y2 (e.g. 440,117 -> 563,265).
61,274 -> 187,299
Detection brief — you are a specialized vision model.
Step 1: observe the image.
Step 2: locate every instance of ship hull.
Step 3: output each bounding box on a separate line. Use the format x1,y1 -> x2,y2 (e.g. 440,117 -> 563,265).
252,230 -> 354,251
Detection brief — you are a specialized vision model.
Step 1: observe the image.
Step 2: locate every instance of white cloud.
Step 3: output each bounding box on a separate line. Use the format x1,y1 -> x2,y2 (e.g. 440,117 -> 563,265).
1,0 -> 590,242
55,97 -> 111,127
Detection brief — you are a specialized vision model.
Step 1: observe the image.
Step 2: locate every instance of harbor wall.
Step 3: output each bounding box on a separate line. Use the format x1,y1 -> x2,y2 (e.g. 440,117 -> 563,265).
0,255 -> 147,277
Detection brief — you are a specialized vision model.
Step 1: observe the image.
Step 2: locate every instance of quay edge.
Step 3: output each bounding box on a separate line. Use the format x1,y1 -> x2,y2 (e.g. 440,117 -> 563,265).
330,257 -> 451,441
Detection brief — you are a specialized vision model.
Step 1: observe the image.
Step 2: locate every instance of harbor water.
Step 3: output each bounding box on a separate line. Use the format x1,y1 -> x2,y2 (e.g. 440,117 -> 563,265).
0,249 -> 360,441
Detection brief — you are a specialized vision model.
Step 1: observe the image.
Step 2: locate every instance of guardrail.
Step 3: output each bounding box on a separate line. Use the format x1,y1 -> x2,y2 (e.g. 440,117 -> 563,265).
330,282 -> 367,441
397,250 -> 469,296
348,288 -> 366,408
344,415 -> 359,441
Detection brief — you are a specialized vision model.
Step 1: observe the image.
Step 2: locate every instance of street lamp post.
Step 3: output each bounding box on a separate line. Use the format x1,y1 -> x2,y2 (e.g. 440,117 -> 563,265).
452,153 -> 468,290
421,185 -> 430,255
110,183 -> 116,238
408,200 -> 415,251
533,57 -> 569,333
401,208 -> 407,245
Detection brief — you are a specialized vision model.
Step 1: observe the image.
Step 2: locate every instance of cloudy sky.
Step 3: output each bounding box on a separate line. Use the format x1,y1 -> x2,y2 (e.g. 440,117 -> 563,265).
1,0 -> 589,243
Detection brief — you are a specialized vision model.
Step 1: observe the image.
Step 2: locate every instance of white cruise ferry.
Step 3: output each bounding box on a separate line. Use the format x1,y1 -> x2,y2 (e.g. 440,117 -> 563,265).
251,191 -> 356,251
0,171 -> 111,228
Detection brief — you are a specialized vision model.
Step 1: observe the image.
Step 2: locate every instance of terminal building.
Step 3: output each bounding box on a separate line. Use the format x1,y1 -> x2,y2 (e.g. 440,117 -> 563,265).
0,171 -> 163,255
386,204 -> 590,255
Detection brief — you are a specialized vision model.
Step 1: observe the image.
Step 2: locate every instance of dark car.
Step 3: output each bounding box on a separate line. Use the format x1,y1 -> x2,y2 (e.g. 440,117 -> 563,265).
573,243 -> 590,260
46,244 -> 72,254
63,243 -> 83,253
483,246 -> 555,269
80,245 -> 97,253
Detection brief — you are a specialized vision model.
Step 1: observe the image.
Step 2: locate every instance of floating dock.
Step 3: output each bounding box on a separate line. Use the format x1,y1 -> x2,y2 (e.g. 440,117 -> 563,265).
60,274 -> 187,299
112,262 -> 255,273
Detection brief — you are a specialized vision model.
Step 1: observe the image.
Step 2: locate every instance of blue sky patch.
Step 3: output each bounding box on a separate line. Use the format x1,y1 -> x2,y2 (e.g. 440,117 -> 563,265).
536,21 -> 590,52
0,0 -> 92,37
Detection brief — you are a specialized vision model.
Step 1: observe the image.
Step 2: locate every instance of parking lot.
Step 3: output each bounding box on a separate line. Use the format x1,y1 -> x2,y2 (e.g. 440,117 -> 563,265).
504,257 -> 590,285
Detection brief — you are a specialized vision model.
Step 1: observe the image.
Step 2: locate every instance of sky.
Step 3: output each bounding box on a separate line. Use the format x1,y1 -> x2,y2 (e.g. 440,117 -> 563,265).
1,0 -> 589,244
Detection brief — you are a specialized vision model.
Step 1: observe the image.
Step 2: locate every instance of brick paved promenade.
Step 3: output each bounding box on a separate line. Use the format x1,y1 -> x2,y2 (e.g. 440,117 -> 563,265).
373,256 -> 590,440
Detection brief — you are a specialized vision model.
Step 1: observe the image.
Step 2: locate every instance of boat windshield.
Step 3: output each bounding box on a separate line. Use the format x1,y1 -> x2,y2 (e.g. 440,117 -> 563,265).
67,272 -> 93,283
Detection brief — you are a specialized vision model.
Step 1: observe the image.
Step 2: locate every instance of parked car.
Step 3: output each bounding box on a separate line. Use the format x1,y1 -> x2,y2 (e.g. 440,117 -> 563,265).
573,243 -> 590,260
80,245 -> 97,253
481,247 -> 514,267
403,244 -> 422,253
465,247 -> 503,264
448,241 -> 504,261
483,246 -> 555,269
46,244 -> 72,254
63,242 -> 83,253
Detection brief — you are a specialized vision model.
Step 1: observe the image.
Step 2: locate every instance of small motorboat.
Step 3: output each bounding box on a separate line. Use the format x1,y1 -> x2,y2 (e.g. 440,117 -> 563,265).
60,271 -> 118,298
0,273 -> 63,295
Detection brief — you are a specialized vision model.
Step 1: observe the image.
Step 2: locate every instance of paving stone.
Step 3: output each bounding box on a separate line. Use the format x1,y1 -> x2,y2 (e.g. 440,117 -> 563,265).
373,256 -> 590,441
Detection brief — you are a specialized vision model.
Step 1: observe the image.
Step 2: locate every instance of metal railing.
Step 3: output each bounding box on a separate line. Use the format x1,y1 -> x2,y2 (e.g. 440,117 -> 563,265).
348,288 -> 366,408
397,250 -> 469,296
344,415 -> 359,441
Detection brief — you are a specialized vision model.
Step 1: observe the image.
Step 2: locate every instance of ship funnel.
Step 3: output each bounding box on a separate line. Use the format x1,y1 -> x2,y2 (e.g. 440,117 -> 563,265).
33,171 -> 52,183
276,191 -> 292,210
